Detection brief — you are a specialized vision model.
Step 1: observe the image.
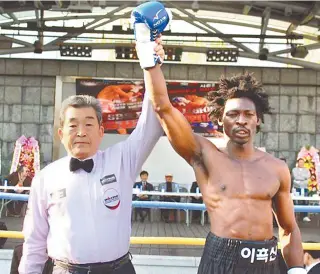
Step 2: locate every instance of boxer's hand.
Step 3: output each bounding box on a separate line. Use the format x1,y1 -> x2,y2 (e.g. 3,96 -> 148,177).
131,1 -> 172,69
287,267 -> 307,274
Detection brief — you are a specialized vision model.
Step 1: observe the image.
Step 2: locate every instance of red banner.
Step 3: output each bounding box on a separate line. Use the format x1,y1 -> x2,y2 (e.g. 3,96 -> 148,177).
76,79 -> 223,137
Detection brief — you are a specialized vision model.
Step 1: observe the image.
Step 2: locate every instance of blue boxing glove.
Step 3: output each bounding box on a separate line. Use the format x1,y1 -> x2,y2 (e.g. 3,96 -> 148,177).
131,1 -> 172,69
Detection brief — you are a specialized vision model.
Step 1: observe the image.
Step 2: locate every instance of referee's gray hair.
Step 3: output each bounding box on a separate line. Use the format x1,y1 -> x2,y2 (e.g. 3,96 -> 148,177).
60,95 -> 102,126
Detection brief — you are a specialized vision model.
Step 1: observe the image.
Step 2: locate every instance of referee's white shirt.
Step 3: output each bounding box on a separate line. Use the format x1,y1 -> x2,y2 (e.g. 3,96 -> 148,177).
19,91 -> 163,274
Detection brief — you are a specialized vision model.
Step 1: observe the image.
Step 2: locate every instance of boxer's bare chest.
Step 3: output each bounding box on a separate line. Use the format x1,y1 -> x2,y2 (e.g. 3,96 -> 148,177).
197,150 -> 280,200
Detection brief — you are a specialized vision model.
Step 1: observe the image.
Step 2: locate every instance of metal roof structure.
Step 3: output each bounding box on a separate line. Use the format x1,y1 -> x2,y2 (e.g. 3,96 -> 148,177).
0,1 -> 319,69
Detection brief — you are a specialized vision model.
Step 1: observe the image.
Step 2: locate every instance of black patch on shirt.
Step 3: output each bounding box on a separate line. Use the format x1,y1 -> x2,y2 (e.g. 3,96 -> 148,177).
100,174 -> 117,185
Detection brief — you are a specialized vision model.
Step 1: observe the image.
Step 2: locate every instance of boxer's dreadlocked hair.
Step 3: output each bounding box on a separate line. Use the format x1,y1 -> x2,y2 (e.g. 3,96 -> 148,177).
207,72 -> 271,133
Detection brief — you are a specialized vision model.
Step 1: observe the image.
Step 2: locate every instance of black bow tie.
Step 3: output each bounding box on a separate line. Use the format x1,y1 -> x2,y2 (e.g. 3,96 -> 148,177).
69,158 -> 94,173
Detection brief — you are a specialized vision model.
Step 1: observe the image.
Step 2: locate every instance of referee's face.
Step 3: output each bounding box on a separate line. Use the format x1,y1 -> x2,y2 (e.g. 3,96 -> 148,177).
58,106 -> 104,160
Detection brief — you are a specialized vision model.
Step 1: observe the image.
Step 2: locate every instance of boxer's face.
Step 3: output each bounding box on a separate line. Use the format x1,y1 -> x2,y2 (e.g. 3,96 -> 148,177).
222,97 -> 260,145
58,106 -> 104,160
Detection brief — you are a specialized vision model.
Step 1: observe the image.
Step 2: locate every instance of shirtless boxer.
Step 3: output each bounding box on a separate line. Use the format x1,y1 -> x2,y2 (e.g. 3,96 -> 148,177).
132,3 -> 305,273
146,67 -> 305,274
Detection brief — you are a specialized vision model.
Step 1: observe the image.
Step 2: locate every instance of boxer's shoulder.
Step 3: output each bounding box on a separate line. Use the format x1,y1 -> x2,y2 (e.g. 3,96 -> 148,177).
195,134 -> 221,163
264,152 -> 287,167
258,151 -> 289,175
195,133 -> 220,152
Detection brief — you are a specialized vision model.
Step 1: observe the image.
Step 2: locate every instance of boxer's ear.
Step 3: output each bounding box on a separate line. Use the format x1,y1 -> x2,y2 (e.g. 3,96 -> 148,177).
256,117 -> 261,126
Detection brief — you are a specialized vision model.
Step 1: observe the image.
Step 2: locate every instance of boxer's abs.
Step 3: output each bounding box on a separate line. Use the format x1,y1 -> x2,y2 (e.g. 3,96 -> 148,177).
208,198 -> 275,241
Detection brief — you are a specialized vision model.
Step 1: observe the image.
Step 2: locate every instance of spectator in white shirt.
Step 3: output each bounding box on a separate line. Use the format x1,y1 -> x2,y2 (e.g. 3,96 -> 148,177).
292,158 -> 311,222
19,76 -> 164,273
292,158 -> 310,191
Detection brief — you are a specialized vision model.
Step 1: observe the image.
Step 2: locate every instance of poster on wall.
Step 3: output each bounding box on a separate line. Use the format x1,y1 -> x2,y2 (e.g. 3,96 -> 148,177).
76,78 -> 223,137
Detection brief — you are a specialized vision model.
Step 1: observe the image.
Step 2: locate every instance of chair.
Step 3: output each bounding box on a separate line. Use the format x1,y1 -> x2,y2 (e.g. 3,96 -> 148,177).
0,178 -> 11,218
177,186 -> 190,225
158,183 -> 181,223
132,206 -> 152,222
132,184 -> 155,222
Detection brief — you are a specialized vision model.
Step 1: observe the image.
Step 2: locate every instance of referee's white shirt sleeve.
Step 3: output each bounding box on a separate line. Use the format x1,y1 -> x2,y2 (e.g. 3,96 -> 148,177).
122,83 -> 164,181
19,173 -> 49,274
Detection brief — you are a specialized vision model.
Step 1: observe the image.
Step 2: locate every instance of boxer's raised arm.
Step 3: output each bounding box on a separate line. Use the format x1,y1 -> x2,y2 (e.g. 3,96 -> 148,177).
132,1 -> 212,166
144,65 -> 205,166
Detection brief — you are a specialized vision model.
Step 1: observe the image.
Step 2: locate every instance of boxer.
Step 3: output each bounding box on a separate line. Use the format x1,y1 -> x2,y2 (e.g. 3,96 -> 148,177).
133,1 -> 306,273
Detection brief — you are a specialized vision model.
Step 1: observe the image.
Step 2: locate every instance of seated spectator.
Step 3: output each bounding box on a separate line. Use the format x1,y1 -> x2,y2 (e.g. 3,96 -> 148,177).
303,242 -> 320,273
10,244 -> 53,274
133,171 -> 153,223
190,181 -> 203,223
292,158 -> 311,222
292,158 -> 310,191
159,174 -> 180,223
4,165 -> 32,217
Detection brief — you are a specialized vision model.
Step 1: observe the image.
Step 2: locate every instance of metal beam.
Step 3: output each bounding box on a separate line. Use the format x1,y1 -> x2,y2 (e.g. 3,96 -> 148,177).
83,4 -> 129,29
203,16 -> 318,41
169,2 -> 255,53
7,12 -> 18,24
269,42 -> 320,56
35,9 -> 40,27
88,9 -> 132,30
269,46 -> 293,56
259,7 -> 271,52
242,5 -> 252,15
174,44 -> 320,70
286,2 -> 320,34
251,1 -> 308,14
300,2 -> 319,25
286,24 -> 297,35
1,25 -> 303,39
171,12 -> 213,37
170,15 -> 317,42
0,5 -> 129,27
0,35 -> 33,47
240,51 -> 320,70
0,14 -> 109,27
1,1 -> 319,28
0,4 -> 317,42
45,6 -> 131,46
0,45 -> 58,55
1,42 -> 319,71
